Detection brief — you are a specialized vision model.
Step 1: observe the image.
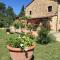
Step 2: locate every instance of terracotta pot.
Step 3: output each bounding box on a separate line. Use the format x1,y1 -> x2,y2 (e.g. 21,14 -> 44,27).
15,28 -> 21,33
21,28 -> 25,32
7,45 -> 35,60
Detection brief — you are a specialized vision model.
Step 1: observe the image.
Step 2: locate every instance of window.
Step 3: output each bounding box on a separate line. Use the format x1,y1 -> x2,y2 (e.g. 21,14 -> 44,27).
48,6 -> 52,12
30,11 -> 32,15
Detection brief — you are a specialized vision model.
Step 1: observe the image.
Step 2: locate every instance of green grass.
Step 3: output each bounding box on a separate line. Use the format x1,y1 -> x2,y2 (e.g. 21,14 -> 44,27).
34,42 -> 60,60
0,29 -> 60,60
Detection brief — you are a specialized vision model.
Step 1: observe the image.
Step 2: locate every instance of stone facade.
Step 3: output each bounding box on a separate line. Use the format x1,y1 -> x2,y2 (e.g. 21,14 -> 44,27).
51,4 -> 60,31
51,16 -> 57,31
25,0 -> 60,31
25,0 -> 57,18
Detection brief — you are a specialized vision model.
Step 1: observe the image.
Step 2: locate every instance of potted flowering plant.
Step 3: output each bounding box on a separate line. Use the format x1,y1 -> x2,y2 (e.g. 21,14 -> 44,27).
7,32 -> 35,60
27,24 -> 33,32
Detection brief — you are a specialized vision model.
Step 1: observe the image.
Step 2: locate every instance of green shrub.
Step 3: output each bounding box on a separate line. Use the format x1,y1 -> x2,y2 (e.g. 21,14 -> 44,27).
37,27 -> 51,44
7,32 -> 35,50
13,20 -> 20,29
14,23 -> 20,29
13,20 -> 25,29
32,24 -> 38,31
27,24 -> 33,31
20,22 -> 25,29
58,29 -> 60,32
20,16 -> 31,20
27,24 -> 38,31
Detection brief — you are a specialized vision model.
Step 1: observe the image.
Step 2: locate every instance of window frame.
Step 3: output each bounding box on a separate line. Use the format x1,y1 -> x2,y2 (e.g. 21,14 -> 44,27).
48,6 -> 52,12
30,11 -> 32,15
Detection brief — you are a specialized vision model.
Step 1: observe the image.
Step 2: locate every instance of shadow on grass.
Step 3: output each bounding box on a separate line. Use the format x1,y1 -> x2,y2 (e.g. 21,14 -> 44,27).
9,56 -> 12,60
31,55 -> 34,60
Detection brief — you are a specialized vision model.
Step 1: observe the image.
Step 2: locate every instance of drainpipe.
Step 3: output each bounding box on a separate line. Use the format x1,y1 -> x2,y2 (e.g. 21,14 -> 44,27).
56,1 -> 58,32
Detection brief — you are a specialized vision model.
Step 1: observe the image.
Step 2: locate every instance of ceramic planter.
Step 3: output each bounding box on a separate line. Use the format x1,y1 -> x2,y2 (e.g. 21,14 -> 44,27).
7,45 -> 35,60
15,28 -> 21,33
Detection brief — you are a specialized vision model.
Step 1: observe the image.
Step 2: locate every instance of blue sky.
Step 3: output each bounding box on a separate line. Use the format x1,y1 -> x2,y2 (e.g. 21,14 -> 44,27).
0,0 -> 32,15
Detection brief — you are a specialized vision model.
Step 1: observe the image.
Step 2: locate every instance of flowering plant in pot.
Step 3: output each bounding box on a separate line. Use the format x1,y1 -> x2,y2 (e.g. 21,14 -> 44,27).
27,24 -> 33,32
7,32 -> 35,60
13,21 -> 25,33
20,22 -> 25,31
13,20 -> 20,29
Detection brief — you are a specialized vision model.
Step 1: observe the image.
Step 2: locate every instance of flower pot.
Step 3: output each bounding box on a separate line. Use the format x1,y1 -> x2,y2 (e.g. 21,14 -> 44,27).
21,28 -> 25,32
7,45 -> 35,60
15,28 -> 21,33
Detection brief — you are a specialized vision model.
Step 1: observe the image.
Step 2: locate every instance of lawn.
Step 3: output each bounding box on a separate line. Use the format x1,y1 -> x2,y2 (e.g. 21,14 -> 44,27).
0,29 -> 60,60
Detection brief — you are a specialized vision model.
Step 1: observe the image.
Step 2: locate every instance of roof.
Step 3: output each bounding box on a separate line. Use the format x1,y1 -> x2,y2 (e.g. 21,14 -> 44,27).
26,0 -> 34,8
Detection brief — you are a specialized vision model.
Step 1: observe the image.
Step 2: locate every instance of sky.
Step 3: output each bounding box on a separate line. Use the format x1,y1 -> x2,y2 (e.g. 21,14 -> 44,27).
0,0 -> 32,15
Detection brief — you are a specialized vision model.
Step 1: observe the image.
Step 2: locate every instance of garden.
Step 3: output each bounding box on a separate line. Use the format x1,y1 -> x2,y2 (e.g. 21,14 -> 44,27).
0,2 -> 60,60
1,28 -> 60,60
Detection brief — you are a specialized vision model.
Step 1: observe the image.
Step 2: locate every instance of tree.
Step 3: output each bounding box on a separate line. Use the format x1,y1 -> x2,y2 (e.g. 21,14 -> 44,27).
18,6 -> 25,17
5,6 -> 16,27
6,6 -> 16,20
0,13 -> 13,27
0,2 -> 6,14
0,2 -> 16,28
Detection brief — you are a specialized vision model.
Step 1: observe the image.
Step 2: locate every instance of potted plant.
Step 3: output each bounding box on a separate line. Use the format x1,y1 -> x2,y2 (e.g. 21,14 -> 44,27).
32,24 -> 38,31
14,23 -> 20,29
7,32 -> 35,60
10,26 -> 16,33
13,20 -> 21,33
20,22 -> 25,32
27,24 -> 33,32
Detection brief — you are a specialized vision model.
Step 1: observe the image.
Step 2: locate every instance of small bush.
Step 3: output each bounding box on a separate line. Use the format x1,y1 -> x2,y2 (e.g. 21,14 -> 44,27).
27,24 -> 38,31
27,24 -> 33,31
13,20 -> 20,29
20,22 -> 25,29
58,29 -> 60,32
37,27 -> 51,44
13,20 -> 25,29
14,23 -> 20,29
32,24 -> 38,31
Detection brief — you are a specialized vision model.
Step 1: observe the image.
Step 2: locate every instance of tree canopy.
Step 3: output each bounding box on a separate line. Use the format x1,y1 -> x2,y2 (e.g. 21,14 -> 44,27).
18,6 -> 25,17
0,2 -> 6,14
0,2 -> 16,27
6,6 -> 16,19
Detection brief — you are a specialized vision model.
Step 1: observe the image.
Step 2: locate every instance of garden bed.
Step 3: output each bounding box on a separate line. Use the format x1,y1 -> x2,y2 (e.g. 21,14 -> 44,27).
0,29 -> 60,60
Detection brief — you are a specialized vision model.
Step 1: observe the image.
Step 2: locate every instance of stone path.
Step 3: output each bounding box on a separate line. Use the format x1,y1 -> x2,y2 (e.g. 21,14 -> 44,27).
51,32 -> 60,42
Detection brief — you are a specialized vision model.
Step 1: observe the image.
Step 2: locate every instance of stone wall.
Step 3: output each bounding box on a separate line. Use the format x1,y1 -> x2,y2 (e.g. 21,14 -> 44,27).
25,0 -> 57,18
51,4 -> 60,31
51,16 -> 57,31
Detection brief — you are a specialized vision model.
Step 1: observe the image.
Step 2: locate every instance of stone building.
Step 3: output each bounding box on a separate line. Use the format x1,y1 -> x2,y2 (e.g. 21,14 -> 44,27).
25,0 -> 60,31
51,0 -> 60,31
